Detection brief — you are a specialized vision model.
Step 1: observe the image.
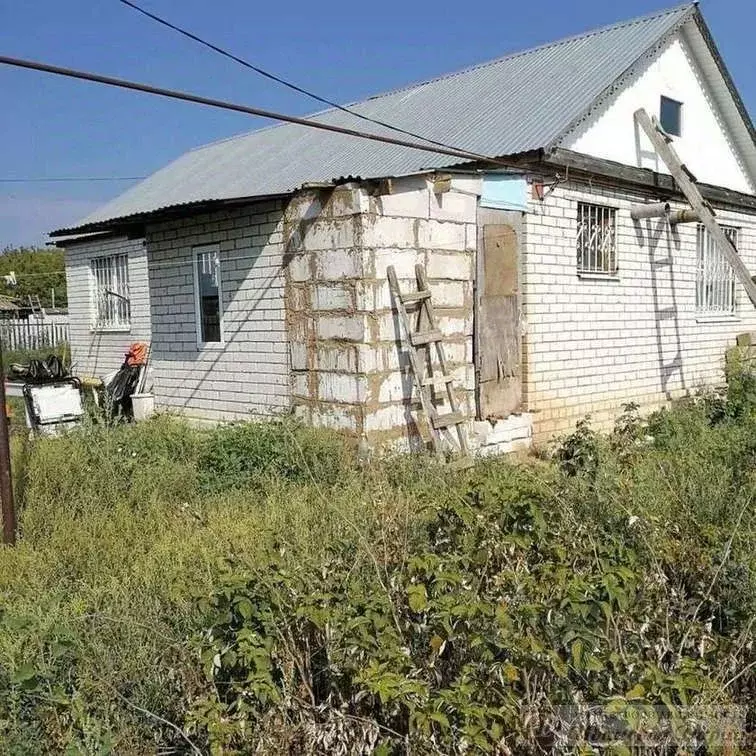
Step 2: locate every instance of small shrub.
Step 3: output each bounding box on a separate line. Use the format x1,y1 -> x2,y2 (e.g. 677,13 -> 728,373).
610,402 -> 648,465
197,416 -> 355,493
724,349 -> 756,420
555,417 -> 599,477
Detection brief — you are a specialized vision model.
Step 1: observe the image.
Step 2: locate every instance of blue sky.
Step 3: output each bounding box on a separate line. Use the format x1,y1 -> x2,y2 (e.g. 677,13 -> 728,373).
0,0 -> 753,247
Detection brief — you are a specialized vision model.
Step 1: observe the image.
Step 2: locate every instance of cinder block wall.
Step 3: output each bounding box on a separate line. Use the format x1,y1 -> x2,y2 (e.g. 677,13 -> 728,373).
285,177 -> 477,447
64,234 -> 151,377
361,176 -> 477,447
522,180 -> 756,442
284,185 -> 368,434
146,201 -> 289,421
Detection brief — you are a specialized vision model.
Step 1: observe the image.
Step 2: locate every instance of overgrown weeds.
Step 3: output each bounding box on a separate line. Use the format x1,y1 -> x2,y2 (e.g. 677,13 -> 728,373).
0,373 -> 754,753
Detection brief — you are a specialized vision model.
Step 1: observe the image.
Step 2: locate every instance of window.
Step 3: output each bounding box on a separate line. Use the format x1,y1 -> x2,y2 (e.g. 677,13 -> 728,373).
576,202 -> 617,275
660,96 -> 682,137
91,254 -> 130,329
696,224 -> 738,314
194,245 -> 223,344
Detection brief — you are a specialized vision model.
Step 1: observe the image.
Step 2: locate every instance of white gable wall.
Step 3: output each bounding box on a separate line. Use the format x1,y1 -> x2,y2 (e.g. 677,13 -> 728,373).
564,31 -> 754,194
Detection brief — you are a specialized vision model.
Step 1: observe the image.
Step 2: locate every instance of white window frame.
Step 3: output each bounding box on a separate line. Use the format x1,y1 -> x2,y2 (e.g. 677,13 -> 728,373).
193,243 -> 224,348
90,253 -> 130,331
576,202 -> 618,276
696,224 -> 738,316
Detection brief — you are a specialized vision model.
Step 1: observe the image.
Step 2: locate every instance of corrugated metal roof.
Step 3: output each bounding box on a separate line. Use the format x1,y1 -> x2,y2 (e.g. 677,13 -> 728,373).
58,3 -> 695,234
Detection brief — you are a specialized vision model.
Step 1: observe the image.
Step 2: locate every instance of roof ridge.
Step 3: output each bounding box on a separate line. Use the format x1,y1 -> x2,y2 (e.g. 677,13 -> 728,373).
187,2 -> 695,155
360,2 -> 696,102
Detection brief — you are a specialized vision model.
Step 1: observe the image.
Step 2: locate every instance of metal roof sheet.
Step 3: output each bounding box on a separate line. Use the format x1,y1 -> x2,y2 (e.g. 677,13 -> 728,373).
58,3 -> 695,234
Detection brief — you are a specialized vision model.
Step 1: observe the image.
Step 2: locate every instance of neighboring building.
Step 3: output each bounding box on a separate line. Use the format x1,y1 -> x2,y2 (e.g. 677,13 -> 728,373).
54,4 -> 756,451
0,295 -> 20,320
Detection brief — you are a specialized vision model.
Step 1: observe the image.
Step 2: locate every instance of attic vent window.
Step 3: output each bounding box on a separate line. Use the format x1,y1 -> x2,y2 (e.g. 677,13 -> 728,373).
660,96 -> 682,137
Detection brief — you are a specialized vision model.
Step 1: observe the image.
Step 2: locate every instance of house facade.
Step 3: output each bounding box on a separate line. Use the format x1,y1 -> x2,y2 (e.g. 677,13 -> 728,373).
57,4 -> 756,451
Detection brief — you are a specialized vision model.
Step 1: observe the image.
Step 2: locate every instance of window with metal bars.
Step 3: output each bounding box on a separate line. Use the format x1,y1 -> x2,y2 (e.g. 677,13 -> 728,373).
576,202 -> 617,275
696,225 -> 738,314
90,254 -> 130,329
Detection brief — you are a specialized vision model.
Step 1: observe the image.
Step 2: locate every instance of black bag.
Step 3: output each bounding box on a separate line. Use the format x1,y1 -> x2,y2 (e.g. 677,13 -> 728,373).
11,354 -> 68,384
104,364 -> 142,418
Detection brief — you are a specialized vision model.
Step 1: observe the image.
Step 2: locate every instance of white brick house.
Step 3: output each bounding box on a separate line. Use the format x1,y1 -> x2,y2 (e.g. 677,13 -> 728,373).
54,4 -> 756,450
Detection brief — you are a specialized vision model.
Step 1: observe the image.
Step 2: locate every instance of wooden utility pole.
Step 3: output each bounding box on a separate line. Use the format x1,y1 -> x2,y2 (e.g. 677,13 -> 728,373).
0,338 -> 16,545
634,108 -> 756,309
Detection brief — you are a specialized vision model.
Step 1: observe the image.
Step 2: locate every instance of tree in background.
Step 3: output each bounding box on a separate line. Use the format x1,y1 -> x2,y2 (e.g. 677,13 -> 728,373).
0,246 -> 67,309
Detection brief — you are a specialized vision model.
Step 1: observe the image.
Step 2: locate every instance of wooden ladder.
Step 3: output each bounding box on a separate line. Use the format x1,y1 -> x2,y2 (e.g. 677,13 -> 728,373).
387,264 -> 472,465
635,107 -> 756,309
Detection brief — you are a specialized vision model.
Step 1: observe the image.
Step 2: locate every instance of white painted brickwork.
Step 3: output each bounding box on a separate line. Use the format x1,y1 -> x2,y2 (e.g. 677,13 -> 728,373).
470,413 -> 534,457
146,202 -> 289,421
522,181 -> 756,441
64,235 -> 151,377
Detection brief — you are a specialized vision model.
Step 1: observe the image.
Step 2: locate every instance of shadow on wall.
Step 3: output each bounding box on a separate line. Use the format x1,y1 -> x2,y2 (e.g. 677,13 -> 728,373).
281,190 -> 327,268
83,330 -> 129,378
633,216 -> 687,400
147,203 -> 289,420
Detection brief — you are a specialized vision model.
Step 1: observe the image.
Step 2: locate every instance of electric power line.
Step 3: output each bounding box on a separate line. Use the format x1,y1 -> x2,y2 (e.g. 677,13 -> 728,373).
0,270 -> 66,278
117,0 -> 490,160
0,54 -> 505,166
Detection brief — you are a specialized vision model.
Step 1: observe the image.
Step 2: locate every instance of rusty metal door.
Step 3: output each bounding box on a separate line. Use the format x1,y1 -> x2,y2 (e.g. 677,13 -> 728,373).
476,212 -> 521,418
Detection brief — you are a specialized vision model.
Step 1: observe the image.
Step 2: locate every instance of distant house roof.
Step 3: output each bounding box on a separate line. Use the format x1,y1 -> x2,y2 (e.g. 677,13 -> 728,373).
0,295 -> 19,312
54,3 -> 745,236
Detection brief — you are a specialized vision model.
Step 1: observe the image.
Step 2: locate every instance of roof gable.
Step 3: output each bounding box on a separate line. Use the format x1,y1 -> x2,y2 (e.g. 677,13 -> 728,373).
561,17 -> 755,193
684,11 -> 756,185
57,4 -> 703,234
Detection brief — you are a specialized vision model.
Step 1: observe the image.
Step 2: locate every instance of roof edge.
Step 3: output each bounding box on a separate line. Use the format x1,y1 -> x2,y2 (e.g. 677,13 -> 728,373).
543,147 -> 756,210
185,3 -> 698,157
50,192 -> 293,238
361,3 -> 696,104
545,3 -> 696,152
690,6 -> 756,150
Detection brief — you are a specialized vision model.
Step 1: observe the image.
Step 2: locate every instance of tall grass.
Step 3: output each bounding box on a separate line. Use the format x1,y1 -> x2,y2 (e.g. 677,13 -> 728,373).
0,388 -> 753,752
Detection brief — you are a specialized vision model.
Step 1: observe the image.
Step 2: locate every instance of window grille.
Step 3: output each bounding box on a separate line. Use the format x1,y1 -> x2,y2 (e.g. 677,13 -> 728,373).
696,224 -> 737,313
91,254 -> 130,329
577,202 -> 617,274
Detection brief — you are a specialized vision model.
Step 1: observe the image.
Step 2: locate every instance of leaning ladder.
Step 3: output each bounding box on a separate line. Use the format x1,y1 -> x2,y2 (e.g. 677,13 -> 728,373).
635,107 -> 756,309
387,264 -> 471,463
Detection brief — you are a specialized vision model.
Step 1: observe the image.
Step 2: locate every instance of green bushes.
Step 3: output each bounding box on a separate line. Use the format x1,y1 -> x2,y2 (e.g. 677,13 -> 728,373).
197,417 -> 355,493
190,459 -> 756,753
0,383 -> 754,753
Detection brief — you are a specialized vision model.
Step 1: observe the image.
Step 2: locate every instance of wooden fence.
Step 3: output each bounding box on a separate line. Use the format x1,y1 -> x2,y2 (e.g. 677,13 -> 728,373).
0,320 -> 69,353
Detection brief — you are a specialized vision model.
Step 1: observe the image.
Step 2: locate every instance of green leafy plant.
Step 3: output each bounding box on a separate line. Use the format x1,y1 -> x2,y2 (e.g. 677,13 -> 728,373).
555,418 -> 600,478
0,374 -> 754,753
